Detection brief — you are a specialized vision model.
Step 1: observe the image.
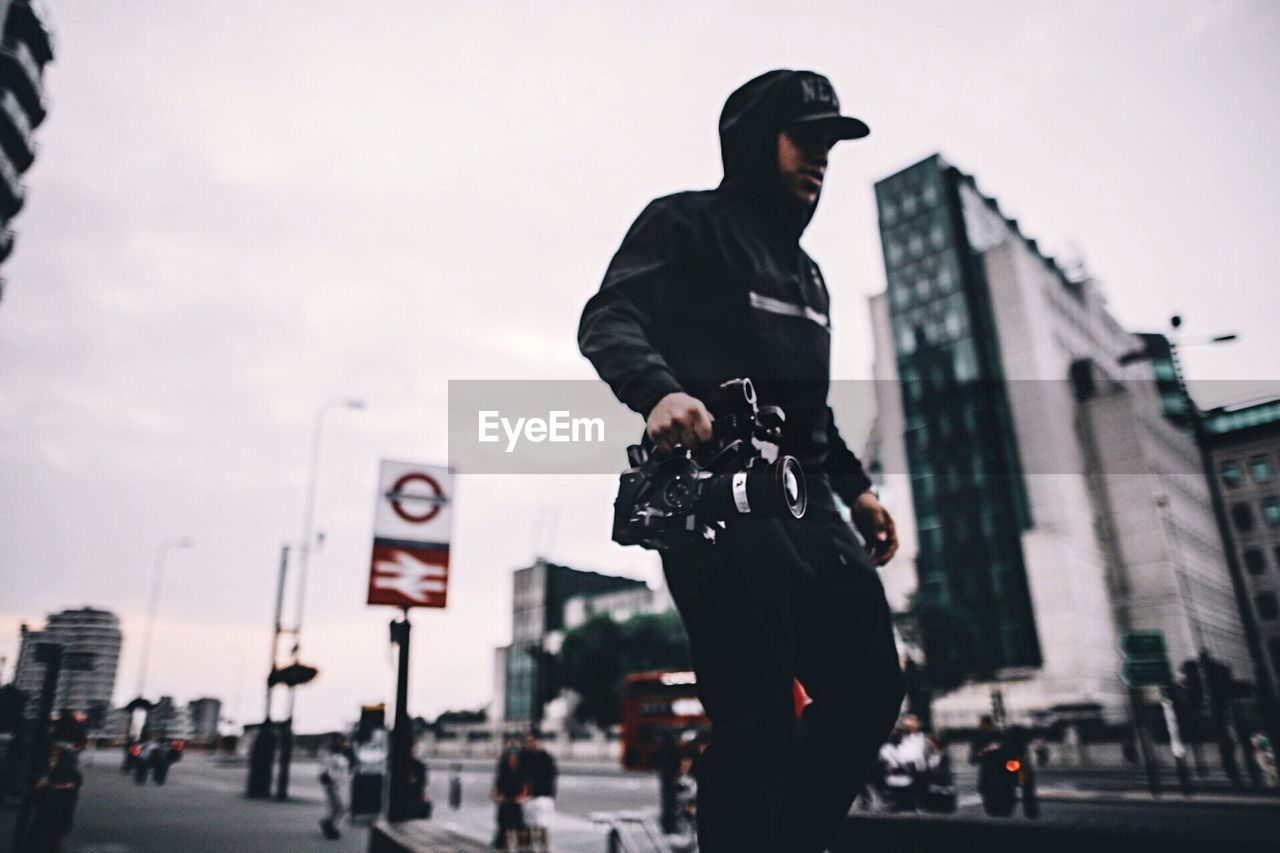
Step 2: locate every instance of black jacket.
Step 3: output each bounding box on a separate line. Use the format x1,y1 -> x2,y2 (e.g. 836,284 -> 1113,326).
578,69 -> 872,506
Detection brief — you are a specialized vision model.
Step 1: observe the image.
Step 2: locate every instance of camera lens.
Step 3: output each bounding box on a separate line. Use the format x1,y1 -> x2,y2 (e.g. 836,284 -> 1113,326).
774,456 -> 807,519
695,457 -> 807,520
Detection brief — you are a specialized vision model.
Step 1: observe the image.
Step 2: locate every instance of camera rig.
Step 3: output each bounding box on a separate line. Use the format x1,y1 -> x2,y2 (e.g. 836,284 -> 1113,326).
612,378 -> 808,551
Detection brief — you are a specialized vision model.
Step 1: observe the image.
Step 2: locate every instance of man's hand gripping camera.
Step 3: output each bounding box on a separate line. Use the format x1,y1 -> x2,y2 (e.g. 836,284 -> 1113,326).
612,378 -> 808,550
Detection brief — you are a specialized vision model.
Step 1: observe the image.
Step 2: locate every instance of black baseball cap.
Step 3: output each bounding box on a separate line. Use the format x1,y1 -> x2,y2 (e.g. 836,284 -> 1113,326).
777,71 -> 870,141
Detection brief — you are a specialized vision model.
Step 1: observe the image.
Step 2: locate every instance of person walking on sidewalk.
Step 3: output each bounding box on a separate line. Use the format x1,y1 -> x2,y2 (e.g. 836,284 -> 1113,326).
491,747 -> 528,851
26,744 -> 82,853
318,734 -> 352,840
519,733 -> 557,853
579,69 -> 905,853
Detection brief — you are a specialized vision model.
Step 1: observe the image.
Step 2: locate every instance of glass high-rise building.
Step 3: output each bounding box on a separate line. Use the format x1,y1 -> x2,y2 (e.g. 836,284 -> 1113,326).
502,559 -> 647,723
875,155 -> 1040,679
871,155 -> 1250,727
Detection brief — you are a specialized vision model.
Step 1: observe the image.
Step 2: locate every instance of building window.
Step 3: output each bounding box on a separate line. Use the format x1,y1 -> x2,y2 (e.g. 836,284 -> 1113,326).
1265,497 -> 1280,528
929,221 -> 947,250
1231,502 -> 1255,532
1244,549 -> 1267,575
1222,461 -> 1242,488
1257,593 -> 1279,621
1251,455 -> 1274,484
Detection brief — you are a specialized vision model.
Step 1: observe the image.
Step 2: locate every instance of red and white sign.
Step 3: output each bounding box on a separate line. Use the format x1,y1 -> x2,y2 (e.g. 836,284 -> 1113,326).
368,460 -> 454,608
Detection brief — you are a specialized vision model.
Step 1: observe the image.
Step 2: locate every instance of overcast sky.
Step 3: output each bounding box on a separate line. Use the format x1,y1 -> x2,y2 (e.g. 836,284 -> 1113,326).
1,1 -> 1277,732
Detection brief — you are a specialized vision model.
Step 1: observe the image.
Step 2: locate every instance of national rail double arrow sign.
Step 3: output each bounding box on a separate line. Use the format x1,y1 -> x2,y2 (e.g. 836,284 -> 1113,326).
368,461 -> 455,609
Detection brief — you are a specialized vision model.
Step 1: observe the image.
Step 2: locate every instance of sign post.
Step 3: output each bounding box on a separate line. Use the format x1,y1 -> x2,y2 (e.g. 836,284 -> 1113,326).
369,461 -> 453,823
1119,630 -> 1173,796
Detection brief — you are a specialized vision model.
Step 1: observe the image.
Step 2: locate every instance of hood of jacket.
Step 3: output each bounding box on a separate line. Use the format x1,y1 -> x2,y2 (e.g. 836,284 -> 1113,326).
717,69 -> 817,238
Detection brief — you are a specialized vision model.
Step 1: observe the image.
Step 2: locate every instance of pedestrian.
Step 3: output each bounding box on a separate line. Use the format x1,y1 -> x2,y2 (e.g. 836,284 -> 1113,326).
579,69 -> 905,852
877,728 -> 914,812
895,715 -> 928,807
671,753 -> 699,847
407,748 -> 432,819
518,733 -> 557,853
1251,732 -> 1278,787
490,748 -> 527,851
921,733 -> 957,813
26,744 -> 82,853
318,734 -> 352,840
448,762 -> 463,810
653,732 -> 682,834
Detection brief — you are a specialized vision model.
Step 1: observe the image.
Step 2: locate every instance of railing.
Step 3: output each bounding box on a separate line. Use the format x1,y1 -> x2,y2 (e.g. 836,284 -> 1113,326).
590,811 -> 681,853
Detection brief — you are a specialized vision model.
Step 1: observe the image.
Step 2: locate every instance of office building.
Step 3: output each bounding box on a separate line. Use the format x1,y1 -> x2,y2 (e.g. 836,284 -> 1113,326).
144,695 -> 193,740
1205,397 -> 1280,686
187,697 -> 222,742
501,558 -> 647,723
870,154 -> 1250,727
0,0 -> 54,299
14,607 -> 123,719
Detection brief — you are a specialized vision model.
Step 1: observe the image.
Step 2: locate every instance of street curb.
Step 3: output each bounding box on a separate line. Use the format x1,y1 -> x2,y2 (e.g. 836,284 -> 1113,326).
1037,787 -> 1280,809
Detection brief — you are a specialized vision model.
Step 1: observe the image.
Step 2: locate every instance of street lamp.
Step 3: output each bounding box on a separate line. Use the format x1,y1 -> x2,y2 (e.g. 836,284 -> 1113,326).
130,536 -> 193,739
292,396 -> 366,655
273,396 -> 364,801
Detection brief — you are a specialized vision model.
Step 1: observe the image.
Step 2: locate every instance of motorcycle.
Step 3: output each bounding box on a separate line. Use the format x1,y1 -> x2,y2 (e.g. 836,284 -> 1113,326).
977,742 -> 1038,818
149,740 -> 183,785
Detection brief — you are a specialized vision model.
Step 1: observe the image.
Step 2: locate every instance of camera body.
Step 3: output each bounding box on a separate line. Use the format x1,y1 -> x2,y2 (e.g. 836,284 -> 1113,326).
612,378 -> 808,551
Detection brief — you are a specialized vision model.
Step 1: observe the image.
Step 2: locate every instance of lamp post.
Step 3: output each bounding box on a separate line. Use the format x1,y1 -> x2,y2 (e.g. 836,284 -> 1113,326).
292,396 -> 366,667
274,396 -> 364,801
133,536 -> 193,733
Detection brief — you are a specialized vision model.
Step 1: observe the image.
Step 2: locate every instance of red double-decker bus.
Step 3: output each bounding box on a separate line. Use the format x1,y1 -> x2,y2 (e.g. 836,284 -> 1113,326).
620,673 -> 814,771
619,670 -> 709,771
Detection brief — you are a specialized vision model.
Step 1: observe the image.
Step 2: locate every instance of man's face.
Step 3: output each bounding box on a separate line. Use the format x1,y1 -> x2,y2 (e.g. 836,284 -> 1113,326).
776,124 -> 836,205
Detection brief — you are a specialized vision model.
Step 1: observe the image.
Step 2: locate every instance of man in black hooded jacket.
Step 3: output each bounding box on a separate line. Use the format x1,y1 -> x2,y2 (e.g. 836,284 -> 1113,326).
578,70 -> 905,852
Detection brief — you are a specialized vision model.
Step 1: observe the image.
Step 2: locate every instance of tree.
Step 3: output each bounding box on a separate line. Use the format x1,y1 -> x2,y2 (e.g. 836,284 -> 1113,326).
432,708 -> 486,728
893,589 -> 987,727
558,611 -> 691,729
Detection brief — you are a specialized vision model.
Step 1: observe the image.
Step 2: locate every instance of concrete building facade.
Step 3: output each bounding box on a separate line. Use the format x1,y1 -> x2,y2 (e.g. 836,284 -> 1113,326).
499,558 -> 648,724
14,607 -> 123,719
870,154 -> 1250,727
1204,398 -> 1280,688
0,0 -> 54,298
187,697 -> 222,742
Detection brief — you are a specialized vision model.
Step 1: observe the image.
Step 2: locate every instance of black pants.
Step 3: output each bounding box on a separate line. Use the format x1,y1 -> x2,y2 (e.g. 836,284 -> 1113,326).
661,481 -> 904,853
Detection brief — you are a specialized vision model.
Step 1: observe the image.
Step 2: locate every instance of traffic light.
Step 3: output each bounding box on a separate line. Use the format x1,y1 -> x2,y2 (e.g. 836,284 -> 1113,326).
268,663 -> 319,688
